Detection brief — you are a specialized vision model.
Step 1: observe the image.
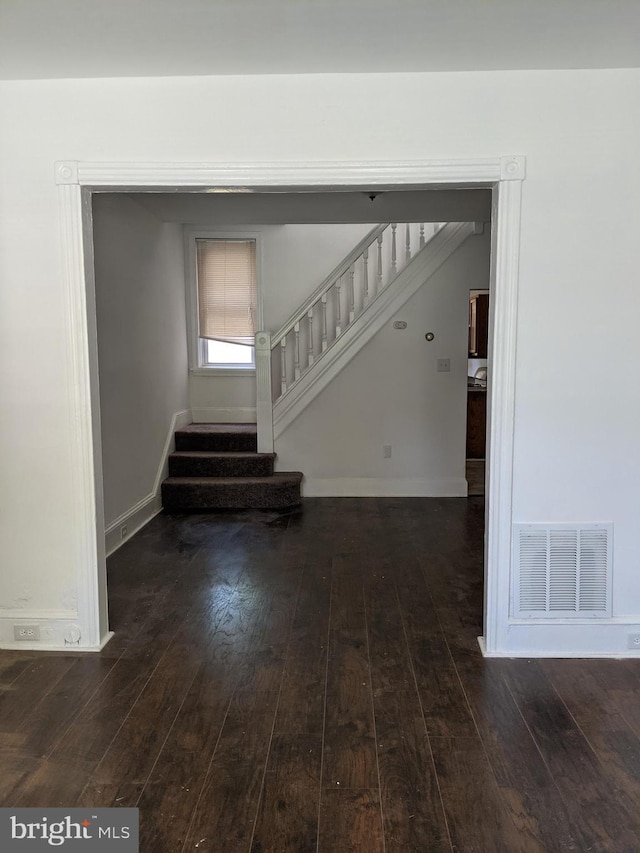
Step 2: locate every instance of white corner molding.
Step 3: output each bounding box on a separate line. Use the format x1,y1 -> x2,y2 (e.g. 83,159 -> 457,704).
55,155 -> 525,657
500,155 -> 526,181
55,160 -> 79,184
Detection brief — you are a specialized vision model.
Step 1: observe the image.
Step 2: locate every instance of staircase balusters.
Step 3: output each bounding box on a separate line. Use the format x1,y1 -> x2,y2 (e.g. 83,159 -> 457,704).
307,308 -> 314,366
321,293 -> 328,351
348,264 -> 355,323
363,247 -> 369,304
280,336 -> 287,395
335,277 -> 342,336
267,221 -> 445,410
390,224 -> 397,277
294,322 -> 300,381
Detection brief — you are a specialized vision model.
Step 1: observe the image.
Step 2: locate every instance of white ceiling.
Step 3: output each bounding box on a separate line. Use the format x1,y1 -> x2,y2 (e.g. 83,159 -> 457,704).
1,0 -> 639,81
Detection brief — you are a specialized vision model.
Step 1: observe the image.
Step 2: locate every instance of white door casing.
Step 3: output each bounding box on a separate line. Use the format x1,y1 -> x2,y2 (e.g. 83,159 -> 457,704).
55,156 -> 525,653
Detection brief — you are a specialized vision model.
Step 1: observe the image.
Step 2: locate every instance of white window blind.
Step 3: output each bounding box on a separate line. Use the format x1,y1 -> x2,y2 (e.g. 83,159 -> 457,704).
196,239 -> 257,346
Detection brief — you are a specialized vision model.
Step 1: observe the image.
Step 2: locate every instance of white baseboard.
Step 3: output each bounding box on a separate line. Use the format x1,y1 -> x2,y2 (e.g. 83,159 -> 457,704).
480,620 -> 640,658
191,406 -> 256,423
104,494 -> 162,556
302,477 -> 468,497
0,618 -> 114,651
104,409 -> 191,556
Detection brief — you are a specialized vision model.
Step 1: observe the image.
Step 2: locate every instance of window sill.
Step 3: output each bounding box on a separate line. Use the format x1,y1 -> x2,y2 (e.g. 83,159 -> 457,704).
190,367 -> 256,378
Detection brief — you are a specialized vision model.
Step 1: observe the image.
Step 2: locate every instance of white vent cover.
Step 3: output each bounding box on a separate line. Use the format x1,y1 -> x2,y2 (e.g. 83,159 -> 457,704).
513,523 -> 612,619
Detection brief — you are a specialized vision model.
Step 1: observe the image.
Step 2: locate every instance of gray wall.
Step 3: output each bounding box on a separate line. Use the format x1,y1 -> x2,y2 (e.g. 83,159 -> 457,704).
277,230 -> 491,494
93,194 -> 189,528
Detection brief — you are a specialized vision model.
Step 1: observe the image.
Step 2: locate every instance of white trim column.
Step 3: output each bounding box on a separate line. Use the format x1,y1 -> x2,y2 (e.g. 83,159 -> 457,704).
482,156 -> 526,655
56,165 -> 110,650
255,331 -> 274,453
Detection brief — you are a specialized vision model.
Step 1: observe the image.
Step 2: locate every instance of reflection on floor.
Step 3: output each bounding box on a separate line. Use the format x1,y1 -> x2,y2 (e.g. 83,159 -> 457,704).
1,498 -> 640,851
466,458 -> 485,496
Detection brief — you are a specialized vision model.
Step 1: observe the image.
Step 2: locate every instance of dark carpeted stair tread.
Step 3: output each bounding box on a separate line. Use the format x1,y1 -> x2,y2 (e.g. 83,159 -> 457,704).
168,451 -> 277,478
176,423 -> 257,435
163,473 -> 302,486
164,424 -> 302,510
170,451 -> 271,458
162,472 -> 303,510
175,423 -> 258,452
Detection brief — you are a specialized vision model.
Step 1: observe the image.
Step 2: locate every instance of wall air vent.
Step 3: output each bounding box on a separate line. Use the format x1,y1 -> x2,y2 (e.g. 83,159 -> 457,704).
513,523 -> 612,619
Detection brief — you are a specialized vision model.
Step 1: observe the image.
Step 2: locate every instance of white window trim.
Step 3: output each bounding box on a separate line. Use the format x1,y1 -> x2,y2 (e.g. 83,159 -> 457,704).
184,226 -> 263,374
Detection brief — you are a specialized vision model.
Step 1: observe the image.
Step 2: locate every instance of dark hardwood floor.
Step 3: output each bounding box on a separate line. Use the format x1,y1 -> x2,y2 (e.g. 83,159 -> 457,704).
2,498 -> 640,851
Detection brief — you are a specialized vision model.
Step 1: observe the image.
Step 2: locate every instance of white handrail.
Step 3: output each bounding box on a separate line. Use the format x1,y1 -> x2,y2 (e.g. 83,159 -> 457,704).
271,223 -> 388,346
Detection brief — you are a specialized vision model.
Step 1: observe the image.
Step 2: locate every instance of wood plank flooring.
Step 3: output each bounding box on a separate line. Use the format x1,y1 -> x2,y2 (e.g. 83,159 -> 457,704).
2,498 -> 640,851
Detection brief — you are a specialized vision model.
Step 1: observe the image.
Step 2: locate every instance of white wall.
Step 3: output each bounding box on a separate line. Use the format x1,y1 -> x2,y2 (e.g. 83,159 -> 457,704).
189,222 -> 371,420
277,230 -> 491,495
92,194 -> 189,551
0,69 -> 639,654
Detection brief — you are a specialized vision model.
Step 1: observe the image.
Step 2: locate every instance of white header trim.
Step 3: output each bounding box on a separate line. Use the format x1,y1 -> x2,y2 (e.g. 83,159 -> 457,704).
56,157 -> 520,188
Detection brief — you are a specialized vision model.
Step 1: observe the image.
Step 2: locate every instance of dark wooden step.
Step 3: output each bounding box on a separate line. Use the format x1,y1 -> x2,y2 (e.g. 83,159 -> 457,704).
174,423 -> 257,453
168,451 -> 276,478
161,472 -> 303,511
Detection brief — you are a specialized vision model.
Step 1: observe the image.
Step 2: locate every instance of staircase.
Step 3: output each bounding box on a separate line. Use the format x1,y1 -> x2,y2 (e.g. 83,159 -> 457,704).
255,220 -> 475,450
161,423 -> 302,511
162,221 -> 474,510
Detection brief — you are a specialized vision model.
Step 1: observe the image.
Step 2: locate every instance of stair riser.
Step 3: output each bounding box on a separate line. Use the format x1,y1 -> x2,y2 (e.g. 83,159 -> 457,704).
175,433 -> 257,452
169,456 -> 274,478
162,482 -> 301,511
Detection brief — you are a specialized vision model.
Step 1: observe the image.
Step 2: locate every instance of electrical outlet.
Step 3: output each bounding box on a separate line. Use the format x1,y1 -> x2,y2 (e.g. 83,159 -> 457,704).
437,358 -> 451,373
121,525 -> 128,539
14,624 -> 40,642
627,634 -> 640,650
383,445 -> 392,459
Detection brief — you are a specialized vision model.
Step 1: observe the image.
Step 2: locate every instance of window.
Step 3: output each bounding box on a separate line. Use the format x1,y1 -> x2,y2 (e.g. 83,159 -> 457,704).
189,234 -> 259,370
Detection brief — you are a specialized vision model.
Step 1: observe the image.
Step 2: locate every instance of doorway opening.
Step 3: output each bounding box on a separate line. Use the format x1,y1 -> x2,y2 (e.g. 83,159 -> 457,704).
56,157 -> 524,656
466,288 -> 490,497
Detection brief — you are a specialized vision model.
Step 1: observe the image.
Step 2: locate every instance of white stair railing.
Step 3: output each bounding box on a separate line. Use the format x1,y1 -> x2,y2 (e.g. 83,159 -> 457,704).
256,222 -> 443,452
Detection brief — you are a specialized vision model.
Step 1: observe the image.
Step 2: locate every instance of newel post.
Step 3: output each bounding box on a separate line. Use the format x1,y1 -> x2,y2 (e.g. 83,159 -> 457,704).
255,332 -> 274,453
